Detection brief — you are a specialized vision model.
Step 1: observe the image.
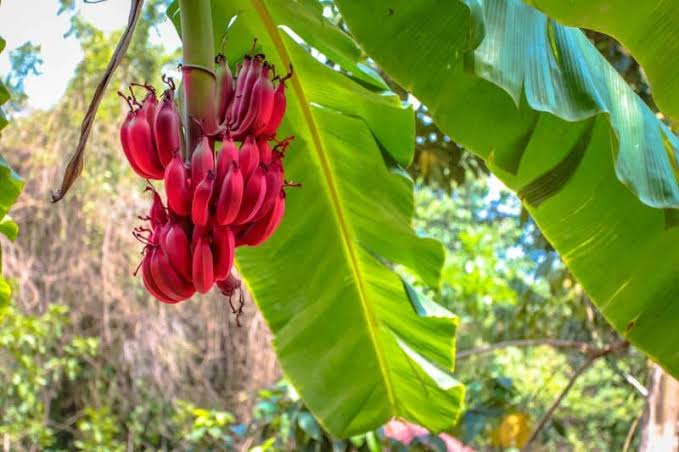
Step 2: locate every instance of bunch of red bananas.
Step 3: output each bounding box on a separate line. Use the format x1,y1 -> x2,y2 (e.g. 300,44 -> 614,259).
119,50 -> 295,304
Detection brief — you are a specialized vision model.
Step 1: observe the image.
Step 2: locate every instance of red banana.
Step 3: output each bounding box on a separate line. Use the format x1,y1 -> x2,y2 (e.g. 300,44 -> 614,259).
120,110 -> 156,178
215,137 -> 238,194
233,55 -> 264,128
261,75 -> 289,138
256,137 -> 273,166
212,225 -> 235,281
215,162 -> 244,225
239,190 -> 286,247
128,48 -> 297,304
191,137 -> 215,191
192,235 -> 214,294
251,160 -> 283,221
127,108 -> 165,179
234,165 -> 267,225
231,64 -> 273,138
138,88 -> 158,128
142,250 -> 179,303
252,66 -> 276,135
227,56 -> 251,125
215,54 -> 234,125
192,170 -> 215,226
161,222 -> 193,281
238,135 -> 260,182
164,153 -> 192,216
150,246 -> 195,301
153,88 -> 181,167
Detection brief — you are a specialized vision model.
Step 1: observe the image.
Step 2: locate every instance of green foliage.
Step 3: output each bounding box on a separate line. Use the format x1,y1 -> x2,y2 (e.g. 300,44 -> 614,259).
414,179 -> 646,449
336,0 -> 679,379
169,0 -> 463,437
0,301 -> 99,448
246,381 -> 409,451
172,400 -> 236,449
249,382 -> 347,450
0,303 -> 401,452
75,407 -> 125,452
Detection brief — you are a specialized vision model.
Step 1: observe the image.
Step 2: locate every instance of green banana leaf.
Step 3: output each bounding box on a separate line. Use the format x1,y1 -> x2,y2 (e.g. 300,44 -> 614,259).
524,0 -> 679,123
168,0 -> 463,437
336,0 -> 679,378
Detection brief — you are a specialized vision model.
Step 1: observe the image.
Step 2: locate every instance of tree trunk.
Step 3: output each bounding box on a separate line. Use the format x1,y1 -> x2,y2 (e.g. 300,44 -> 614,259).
639,365 -> 679,451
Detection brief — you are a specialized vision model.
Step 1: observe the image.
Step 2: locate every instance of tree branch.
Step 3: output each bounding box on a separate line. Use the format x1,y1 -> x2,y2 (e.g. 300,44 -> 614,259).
51,0 -> 144,203
523,341 -> 629,449
456,339 -> 599,361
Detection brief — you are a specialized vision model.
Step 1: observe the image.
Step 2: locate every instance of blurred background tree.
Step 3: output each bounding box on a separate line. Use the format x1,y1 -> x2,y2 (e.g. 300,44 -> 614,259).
3,41 -> 43,114
0,1 -> 663,450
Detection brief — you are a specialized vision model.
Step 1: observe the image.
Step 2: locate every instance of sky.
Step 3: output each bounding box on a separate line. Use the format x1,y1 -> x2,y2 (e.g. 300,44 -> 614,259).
0,0 -> 181,110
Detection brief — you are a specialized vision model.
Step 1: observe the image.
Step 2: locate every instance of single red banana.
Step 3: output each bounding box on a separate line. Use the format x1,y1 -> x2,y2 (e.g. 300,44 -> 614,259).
127,108 -> 165,179
234,165 -> 267,225
151,246 -> 195,301
232,55 -> 264,128
251,160 -> 283,221
227,56 -> 251,125
252,67 -> 276,135
215,162 -> 244,225
192,170 -> 215,226
238,135 -> 260,182
240,190 -> 286,247
215,54 -> 234,125
161,222 -> 193,281
153,89 -> 181,167
261,77 -> 288,138
120,110 -> 155,178
231,64 -> 273,138
215,137 -> 239,195
256,137 -> 273,166
137,87 -> 159,157
212,225 -> 235,281
191,137 -> 215,191
138,88 -> 158,128
192,236 -> 215,294
164,153 -> 192,217
142,250 -> 179,303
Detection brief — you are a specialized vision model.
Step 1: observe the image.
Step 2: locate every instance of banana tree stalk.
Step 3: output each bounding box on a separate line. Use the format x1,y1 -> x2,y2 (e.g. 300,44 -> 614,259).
179,0 -> 217,156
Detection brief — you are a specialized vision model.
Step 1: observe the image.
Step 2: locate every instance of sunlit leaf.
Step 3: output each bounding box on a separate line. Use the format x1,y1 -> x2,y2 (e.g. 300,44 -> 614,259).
337,0 -> 679,376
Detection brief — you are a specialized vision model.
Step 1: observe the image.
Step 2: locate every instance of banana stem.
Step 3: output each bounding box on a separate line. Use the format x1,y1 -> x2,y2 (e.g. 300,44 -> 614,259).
179,0 -> 216,158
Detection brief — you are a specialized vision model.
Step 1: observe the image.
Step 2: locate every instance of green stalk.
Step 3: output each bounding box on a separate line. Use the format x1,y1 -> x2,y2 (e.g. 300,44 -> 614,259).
179,0 -> 216,156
